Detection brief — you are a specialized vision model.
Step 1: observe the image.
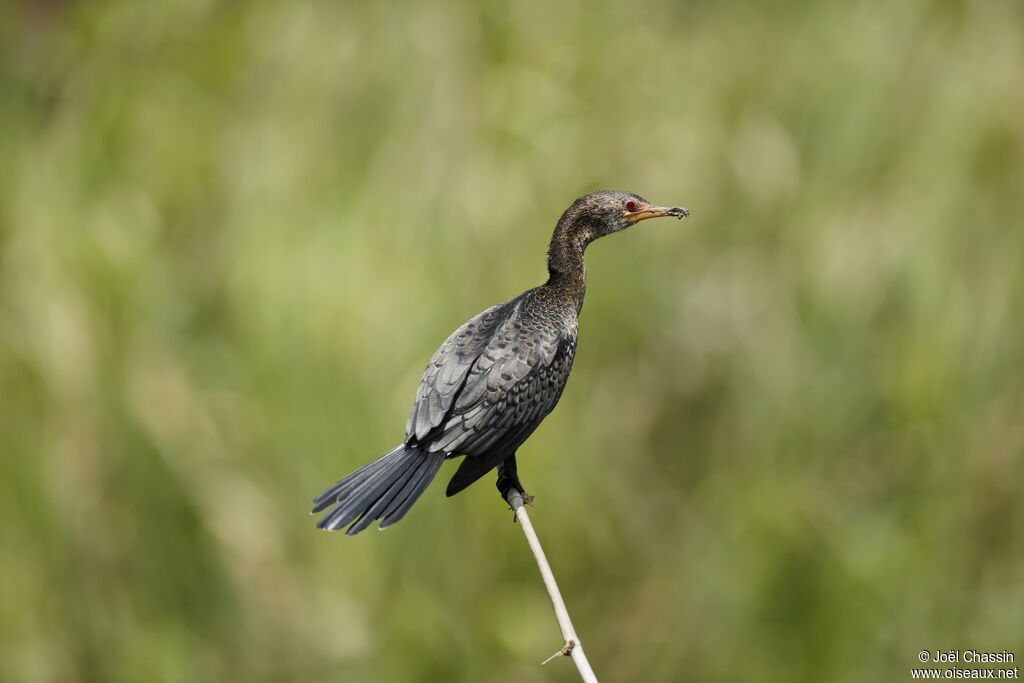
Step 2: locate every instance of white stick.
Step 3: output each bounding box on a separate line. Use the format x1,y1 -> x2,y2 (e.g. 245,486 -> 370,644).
506,490 -> 599,683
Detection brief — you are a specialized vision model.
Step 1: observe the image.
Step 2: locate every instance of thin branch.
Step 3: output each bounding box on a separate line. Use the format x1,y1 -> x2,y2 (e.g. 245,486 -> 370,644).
506,489 -> 599,683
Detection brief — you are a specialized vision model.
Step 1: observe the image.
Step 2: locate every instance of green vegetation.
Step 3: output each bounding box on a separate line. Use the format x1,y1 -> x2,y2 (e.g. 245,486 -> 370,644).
2,0 -> 1022,680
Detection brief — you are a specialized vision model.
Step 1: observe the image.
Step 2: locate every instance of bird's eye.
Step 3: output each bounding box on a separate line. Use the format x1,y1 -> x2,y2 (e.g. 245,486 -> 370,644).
625,201 -> 637,211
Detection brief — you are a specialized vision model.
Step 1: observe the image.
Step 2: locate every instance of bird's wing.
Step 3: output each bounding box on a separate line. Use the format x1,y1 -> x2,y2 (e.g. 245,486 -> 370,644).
406,297 -> 521,442
423,312 -> 576,457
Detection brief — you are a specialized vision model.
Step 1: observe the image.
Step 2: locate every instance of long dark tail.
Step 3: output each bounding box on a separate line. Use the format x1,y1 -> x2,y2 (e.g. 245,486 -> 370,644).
312,445 -> 445,535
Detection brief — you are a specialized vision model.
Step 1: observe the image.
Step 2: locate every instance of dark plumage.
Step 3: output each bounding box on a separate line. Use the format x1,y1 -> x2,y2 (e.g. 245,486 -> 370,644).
312,190 -> 689,534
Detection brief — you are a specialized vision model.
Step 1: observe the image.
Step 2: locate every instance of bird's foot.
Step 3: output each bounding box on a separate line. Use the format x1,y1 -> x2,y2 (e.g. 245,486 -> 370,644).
497,475 -> 532,508
506,491 -> 534,524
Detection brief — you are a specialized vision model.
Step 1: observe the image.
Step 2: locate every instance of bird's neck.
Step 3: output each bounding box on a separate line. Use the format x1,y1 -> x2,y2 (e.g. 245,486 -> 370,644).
545,221 -> 593,311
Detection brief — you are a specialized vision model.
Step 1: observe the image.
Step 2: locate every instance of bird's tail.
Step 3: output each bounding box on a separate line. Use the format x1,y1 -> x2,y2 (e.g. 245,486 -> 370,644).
312,445 -> 446,535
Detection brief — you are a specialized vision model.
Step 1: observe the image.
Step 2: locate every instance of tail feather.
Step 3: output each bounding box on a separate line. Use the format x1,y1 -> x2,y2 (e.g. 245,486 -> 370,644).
343,455 -> 424,535
313,445 -> 445,534
311,449 -> 396,513
312,445 -> 406,515
379,453 -> 445,528
316,451 -> 413,531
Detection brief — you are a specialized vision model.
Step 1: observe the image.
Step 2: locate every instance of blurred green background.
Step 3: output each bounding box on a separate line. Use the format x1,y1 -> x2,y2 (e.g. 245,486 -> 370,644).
2,0 -> 1022,681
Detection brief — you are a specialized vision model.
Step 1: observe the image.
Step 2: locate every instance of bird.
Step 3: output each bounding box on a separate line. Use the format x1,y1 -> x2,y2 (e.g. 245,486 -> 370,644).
312,190 -> 689,535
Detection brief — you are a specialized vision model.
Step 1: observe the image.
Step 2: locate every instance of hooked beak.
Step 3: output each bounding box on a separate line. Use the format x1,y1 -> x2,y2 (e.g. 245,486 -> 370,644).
624,204 -> 691,224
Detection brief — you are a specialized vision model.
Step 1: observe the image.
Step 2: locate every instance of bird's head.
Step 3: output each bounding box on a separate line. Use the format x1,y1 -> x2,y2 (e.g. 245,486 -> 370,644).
557,190 -> 690,241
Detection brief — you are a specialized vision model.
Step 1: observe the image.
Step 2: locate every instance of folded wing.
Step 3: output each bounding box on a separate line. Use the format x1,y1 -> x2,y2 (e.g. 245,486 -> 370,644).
406,296 -> 522,442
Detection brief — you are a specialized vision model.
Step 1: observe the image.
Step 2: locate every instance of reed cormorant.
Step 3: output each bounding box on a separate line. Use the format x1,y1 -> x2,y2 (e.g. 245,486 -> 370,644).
312,190 -> 689,534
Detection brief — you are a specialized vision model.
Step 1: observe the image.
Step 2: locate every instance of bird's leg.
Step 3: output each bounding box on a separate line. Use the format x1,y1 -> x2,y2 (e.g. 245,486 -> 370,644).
496,454 -> 533,506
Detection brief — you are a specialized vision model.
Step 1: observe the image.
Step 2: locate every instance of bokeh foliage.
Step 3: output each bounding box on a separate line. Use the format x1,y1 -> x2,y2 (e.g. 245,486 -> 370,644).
2,0 -> 1022,681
